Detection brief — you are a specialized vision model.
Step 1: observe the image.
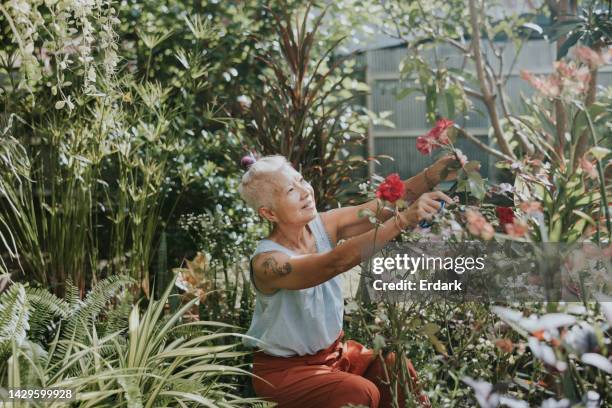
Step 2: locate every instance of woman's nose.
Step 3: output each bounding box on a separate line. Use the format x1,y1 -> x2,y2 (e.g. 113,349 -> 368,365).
297,184 -> 310,197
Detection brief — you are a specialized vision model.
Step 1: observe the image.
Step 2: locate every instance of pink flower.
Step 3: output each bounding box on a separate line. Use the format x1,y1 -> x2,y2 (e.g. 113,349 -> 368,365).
575,46 -> 604,68
376,173 -> 405,203
519,201 -> 543,215
580,156 -> 598,179
429,118 -> 454,146
520,70 -> 535,82
520,69 -> 561,98
505,220 -> 529,238
416,118 -> 455,155
429,118 -> 454,143
455,149 -> 468,167
481,223 -> 495,240
554,60 -> 575,77
437,130 -> 451,145
416,135 -> 435,155
465,209 -> 494,240
573,66 -> 591,85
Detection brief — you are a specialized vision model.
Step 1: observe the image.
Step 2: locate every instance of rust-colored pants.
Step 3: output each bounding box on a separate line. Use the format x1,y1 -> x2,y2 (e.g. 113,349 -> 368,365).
252,332 -> 431,408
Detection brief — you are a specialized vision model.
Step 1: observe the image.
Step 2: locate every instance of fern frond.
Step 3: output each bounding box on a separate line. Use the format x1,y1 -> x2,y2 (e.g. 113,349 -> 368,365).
98,290 -> 133,337
46,275 -> 131,376
64,278 -> 81,309
0,284 -> 29,347
63,275 -> 133,342
24,286 -> 70,342
0,284 -> 30,366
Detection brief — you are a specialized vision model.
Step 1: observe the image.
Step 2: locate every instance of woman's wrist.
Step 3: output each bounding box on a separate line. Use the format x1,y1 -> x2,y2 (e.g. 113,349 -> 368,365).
422,166 -> 438,190
393,210 -> 413,231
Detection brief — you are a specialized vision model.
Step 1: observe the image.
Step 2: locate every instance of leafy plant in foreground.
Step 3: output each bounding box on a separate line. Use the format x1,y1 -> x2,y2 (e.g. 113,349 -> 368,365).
1,275 -> 260,407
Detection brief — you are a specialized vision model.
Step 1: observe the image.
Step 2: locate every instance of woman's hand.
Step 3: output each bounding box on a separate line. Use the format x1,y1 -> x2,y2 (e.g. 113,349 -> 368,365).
398,191 -> 453,228
425,154 -> 462,185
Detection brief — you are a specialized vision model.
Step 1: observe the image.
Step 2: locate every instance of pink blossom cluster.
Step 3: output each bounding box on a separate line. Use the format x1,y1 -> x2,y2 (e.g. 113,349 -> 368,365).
519,46 -> 611,100
465,209 -> 494,240
520,62 -> 589,98
575,46 -> 612,68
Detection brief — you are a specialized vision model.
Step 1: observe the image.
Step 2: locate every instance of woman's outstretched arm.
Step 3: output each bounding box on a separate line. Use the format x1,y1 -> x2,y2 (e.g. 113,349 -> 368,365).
323,156 -> 457,243
252,191 -> 452,293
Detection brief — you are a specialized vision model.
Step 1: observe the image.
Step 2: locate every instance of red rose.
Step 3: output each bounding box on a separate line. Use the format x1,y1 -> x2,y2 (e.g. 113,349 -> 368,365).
376,173 -> 405,203
495,207 -> 515,226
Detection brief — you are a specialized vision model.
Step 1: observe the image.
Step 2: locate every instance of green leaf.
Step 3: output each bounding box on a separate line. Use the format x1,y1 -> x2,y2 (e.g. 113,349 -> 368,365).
547,19 -> 584,41
572,210 -> 596,226
522,22 -> 543,35
426,334 -> 447,356
445,92 -> 456,119
590,146 -> 611,161
467,172 -> 486,200
557,31 -> 582,59
373,334 -> 386,350
422,322 -> 440,336
425,85 -> 437,124
395,87 -> 419,100
447,68 -> 477,84
159,391 -> 217,408
464,161 -> 481,172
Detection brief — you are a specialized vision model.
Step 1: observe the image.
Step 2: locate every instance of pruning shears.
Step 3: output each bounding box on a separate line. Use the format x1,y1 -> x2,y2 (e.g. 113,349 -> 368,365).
418,181 -> 458,229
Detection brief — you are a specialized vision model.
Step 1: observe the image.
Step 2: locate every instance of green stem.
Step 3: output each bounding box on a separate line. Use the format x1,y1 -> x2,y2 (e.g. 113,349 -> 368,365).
583,109 -> 611,240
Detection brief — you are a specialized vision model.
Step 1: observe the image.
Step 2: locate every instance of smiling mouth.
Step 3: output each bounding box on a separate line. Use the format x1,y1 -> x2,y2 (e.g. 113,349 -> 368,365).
302,201 -> 314,209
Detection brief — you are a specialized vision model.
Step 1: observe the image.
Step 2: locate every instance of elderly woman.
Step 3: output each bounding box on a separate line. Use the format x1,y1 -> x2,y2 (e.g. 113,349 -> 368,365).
238,155 -> 456,408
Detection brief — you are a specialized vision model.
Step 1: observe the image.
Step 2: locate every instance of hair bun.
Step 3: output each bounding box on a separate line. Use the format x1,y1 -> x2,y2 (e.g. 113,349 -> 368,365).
240,153 -> 257,170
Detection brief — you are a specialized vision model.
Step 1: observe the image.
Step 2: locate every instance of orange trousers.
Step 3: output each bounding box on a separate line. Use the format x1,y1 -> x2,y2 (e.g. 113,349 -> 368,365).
252,332 -> 431,408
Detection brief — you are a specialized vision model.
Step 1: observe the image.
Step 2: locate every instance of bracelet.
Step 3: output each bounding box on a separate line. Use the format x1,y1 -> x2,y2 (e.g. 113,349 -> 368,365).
393,212 -> 407,232
423,167 -> 436,190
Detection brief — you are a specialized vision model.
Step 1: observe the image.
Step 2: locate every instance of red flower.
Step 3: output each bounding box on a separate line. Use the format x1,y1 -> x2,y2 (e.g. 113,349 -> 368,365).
429,118 -> 454,142
495,207 -> 514,226
416,118 -> 455,155
376,173 -> 405,203
416,135 -> 435,155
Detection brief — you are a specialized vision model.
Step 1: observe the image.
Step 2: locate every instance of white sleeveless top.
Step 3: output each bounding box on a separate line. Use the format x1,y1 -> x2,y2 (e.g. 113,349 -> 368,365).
243,213 -> 344,357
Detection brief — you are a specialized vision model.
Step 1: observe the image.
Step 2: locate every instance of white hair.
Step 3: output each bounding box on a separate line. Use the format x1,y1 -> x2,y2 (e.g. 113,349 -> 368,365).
238,155 -> 294,210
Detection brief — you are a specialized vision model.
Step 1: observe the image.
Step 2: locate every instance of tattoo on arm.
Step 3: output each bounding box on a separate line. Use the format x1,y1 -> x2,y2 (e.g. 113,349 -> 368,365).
261,257 -> 292,277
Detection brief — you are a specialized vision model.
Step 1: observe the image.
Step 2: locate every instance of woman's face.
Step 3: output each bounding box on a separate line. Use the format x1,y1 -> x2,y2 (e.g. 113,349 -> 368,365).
262,167 -> 316,224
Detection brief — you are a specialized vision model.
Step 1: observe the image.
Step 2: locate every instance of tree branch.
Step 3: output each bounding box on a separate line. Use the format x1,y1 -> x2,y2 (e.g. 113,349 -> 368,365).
468,0 -> 515,159
459,128 -> 514,162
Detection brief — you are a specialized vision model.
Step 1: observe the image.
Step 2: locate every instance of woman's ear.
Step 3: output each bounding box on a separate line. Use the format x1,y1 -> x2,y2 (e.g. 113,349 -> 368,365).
258,206 -> 277,223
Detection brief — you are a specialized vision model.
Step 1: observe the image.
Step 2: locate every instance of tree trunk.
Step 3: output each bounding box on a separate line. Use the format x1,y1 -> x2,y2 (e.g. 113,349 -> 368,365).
553,0 -> 569,165
573,42 -> 603,169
